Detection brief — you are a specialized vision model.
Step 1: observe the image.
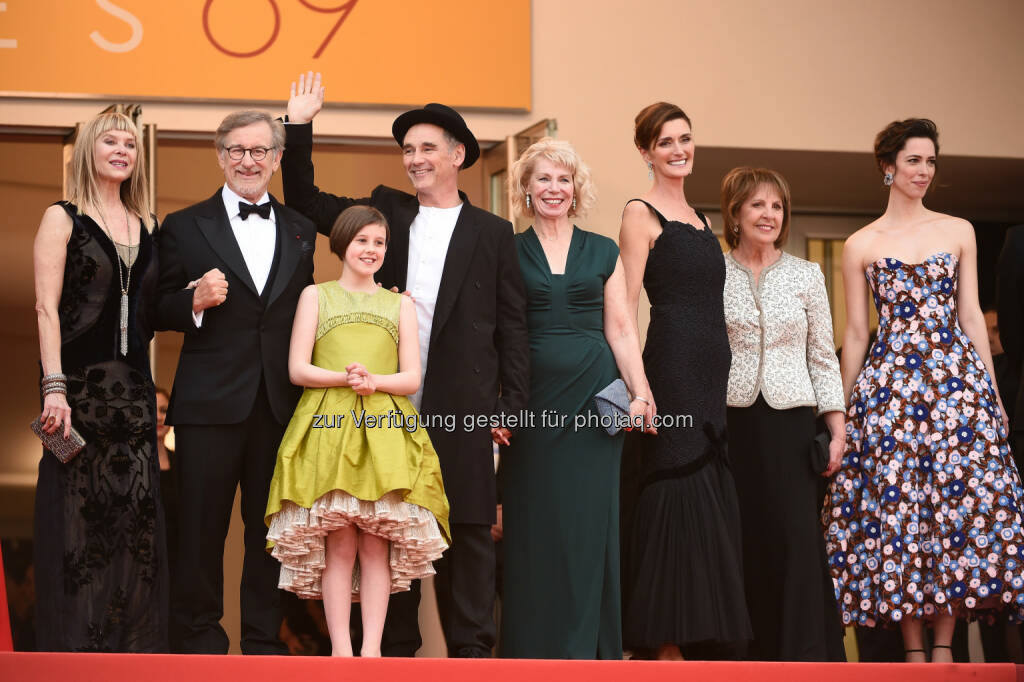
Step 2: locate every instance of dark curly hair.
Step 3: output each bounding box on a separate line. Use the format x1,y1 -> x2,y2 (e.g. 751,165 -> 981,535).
873,118 -> 939,176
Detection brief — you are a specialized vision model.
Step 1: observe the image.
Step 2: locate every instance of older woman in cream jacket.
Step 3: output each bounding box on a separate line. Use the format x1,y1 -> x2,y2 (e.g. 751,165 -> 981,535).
720,167 -> 845,662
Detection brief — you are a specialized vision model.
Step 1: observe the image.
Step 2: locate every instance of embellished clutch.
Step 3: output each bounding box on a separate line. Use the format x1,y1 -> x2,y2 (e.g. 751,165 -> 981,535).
30,417 -> 86,463
593,378 -> 630,436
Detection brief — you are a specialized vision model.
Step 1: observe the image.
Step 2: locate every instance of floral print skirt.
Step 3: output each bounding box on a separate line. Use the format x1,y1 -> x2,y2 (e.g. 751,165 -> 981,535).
823,253 -> 1024,625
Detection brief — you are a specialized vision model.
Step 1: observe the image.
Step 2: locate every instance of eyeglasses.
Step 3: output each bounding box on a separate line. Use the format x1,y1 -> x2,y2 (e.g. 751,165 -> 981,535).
223,146 -> 275,161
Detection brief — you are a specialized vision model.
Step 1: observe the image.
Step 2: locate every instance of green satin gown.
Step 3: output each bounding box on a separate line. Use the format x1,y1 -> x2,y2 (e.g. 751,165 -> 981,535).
500,227 -> 624,659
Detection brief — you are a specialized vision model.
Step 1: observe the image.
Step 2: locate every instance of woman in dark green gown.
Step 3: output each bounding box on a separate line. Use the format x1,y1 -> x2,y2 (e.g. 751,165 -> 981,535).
499,139 -> 655,659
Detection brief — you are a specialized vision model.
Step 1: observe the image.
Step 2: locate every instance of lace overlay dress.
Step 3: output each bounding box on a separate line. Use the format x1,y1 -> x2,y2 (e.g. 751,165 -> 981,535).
33,202 -> 166,652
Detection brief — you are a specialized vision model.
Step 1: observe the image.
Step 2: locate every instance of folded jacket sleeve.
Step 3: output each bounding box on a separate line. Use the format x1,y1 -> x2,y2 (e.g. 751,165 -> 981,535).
281,122 -> 371,237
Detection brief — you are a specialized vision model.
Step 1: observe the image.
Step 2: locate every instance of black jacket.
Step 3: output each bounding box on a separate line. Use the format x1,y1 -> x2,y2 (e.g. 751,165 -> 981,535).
156,190 -> 316,426
997,224 -> 1024,432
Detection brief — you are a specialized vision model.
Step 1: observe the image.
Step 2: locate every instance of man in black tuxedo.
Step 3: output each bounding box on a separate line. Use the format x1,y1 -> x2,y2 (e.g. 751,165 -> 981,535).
998,225 -> 1024,460
281,73 -> 529,657
157,110 -> 316,654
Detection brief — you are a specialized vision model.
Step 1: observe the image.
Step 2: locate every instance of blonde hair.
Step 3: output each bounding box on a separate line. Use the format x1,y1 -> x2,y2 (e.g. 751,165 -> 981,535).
68,112 -> 154,231
720,167 -> 791,249
508,137 -> 596,219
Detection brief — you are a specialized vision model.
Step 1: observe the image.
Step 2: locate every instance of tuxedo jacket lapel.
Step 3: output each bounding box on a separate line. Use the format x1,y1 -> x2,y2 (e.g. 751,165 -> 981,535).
196,191 -> 260,297
430,198 -> 480,346
266,195 -> 303,308
390,193 -> 419,290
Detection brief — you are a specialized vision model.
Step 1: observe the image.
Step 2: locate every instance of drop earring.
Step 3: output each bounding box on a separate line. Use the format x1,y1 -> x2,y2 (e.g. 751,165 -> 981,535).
883,172 -> 894,187
572,196 -> 577,212
733,224 -> 740,233
526,193 -> 531,209
647,162 -> 654,181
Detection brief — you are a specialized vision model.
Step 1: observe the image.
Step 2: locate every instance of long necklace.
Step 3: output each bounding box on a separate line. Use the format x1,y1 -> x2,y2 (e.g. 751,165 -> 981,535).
94,201 -> 134,356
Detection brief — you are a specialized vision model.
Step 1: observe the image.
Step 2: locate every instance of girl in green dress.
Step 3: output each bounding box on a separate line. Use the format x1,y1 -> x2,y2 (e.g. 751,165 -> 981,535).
265,206 -> 450,657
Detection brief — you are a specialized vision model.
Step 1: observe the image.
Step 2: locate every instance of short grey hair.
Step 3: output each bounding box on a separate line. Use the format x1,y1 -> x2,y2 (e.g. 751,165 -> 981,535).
442,129 -> 464,168
214,110 -> 285,152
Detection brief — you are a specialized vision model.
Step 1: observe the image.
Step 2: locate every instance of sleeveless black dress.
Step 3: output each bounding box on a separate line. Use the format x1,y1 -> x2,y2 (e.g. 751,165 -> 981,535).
622,200 -> 751,653
33,202 -> 167,651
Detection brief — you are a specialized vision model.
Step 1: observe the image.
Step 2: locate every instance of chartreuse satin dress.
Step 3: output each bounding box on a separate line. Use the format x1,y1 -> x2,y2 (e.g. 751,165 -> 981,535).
264,283 -> 450,598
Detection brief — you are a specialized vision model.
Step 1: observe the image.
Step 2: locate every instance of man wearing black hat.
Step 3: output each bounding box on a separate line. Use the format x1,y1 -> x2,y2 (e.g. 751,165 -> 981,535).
280,72 -> 529,657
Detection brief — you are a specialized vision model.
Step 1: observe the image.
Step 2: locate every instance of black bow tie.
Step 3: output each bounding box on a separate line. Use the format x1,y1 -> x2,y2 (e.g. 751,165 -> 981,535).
238,201 -> 272,220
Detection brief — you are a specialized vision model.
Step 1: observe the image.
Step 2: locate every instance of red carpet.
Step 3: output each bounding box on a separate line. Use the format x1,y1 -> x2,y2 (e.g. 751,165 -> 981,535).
0,653 -> 1020,682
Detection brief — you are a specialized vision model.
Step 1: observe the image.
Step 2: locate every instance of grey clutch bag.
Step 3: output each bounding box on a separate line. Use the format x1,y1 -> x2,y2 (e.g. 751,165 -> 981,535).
30,416 -> 86,463
593,378 -> 630,436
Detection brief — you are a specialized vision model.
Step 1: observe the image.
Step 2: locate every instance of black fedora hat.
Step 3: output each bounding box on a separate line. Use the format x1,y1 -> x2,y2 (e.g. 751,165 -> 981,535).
392,103 -> 480,170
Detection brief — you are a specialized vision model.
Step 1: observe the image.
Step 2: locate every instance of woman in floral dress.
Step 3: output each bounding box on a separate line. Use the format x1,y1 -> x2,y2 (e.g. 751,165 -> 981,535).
824,118 -> 1024,663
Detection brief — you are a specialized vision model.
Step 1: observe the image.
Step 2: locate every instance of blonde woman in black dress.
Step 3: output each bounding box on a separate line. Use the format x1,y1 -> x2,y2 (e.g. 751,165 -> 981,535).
33,112 -> 165,651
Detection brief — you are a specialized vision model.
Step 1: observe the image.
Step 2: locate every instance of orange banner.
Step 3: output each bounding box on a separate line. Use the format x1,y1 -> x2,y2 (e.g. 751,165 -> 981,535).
0,0 -> 530,109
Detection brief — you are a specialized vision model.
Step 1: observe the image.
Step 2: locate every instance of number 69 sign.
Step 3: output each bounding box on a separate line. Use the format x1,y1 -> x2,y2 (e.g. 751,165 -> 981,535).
0,0 -> 530,109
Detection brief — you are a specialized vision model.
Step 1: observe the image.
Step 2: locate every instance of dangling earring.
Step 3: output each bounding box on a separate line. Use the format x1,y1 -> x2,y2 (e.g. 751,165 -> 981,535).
647,162 -> 654,181
526,193 -> 531,209
572,197 -> 577,212
883,172 -> 894,187
732,224 -> 740,234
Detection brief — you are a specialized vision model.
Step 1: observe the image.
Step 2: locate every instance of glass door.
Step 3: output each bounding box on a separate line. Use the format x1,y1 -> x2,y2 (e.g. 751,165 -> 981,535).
482,119 -> 556,232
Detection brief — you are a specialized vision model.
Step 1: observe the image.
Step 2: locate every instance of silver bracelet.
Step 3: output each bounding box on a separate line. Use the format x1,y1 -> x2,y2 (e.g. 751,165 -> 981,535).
632,396 -> 651,405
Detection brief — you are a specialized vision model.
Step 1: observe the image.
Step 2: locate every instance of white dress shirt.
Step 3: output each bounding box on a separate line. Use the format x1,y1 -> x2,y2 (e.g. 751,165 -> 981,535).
194,185 -> 277,327
406,203 -> 462,410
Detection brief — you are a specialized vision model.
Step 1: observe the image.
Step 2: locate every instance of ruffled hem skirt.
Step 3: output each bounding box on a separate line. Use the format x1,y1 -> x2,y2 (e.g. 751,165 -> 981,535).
267,488 -> 448,599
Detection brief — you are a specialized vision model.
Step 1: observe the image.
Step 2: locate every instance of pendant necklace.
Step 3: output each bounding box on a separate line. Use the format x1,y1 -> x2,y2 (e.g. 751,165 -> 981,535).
94,202 -> 134,356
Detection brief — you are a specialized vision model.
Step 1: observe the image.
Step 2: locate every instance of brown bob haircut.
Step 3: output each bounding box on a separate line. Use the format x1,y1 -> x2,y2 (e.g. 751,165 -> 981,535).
873,117 -> 939,176
634,102 -> 692,151
329,205 -> 390,258
721,167 -> 792,250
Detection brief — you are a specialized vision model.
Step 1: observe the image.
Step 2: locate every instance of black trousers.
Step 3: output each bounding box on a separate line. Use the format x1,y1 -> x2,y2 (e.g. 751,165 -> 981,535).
170,383 -> 288,654
373,522 -> 496,657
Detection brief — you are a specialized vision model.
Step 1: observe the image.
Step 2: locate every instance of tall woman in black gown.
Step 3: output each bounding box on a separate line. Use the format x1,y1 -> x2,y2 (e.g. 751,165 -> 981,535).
33,112 -> 166,651
618,102 -> 751,660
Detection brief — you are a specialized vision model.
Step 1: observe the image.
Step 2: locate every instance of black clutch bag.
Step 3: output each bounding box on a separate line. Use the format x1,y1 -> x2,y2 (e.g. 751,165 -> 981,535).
811,431 -> 831,475
30,416 -> 86,463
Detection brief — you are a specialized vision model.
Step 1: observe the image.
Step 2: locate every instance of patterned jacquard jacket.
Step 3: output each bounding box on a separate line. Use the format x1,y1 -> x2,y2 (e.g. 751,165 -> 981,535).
722,251 -> 845,415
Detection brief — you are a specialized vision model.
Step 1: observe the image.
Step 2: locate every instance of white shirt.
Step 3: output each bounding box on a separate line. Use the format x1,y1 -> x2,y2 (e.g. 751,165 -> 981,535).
194,185 -> 277,327
406,203 -> 462,410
